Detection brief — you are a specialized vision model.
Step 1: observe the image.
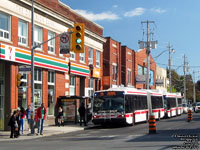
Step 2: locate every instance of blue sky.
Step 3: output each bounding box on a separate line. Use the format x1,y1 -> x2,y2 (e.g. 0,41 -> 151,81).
61,0 -> 200,77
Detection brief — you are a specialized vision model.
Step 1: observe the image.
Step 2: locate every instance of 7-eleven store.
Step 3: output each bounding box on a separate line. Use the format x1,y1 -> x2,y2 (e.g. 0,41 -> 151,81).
0,43 -> 69,130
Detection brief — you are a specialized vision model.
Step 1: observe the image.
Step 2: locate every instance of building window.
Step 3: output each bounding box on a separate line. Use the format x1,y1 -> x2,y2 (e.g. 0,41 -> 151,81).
0,12 -> 10,40
128,70 -> 131,84
88,78 -> 94,97
48,31 -> 55,54
18,20 -> 28,46
34,26 -> 43,50
48,71 -> 55,85
34,68 -> 42,108
80,47 -> 85,63
70,76 -> 75,96
70,52 -> 76,61
48,71 -> 55,115
34,68 -> 42,82
138,65 -> 143,75
96,51 -> 100,67
112,64 -> 117,81
88,47 -> 93,64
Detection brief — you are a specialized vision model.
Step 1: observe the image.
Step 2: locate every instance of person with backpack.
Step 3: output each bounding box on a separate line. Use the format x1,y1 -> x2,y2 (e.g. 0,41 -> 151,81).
8,111 -> 18,138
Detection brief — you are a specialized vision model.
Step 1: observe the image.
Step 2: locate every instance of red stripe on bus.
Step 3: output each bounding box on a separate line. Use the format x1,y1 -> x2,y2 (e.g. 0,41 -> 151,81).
127,91 -> 147,95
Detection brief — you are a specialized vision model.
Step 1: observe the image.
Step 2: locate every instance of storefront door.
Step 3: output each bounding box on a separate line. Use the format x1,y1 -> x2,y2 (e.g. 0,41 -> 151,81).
0,63 -> 5,130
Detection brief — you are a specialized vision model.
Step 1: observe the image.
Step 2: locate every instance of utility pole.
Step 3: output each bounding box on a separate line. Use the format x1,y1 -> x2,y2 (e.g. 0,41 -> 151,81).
167,43 -> 175,93
140,20 -> 155,90
183,54 -> 187,103
193,71 -> 196,103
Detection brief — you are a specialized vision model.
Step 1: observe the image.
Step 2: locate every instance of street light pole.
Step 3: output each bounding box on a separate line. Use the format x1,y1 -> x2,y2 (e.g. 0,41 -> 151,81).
31,0 -> 35,134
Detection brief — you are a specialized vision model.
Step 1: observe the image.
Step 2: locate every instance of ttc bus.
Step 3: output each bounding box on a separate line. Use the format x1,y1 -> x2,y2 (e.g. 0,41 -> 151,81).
92,87 -> 165,125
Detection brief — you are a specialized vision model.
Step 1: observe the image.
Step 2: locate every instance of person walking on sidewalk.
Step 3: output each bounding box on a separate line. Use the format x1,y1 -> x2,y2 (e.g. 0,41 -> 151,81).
37,103 -> 47,135
20,107 -> 26,135
26,105 -> 31,131
78,103 -> 86,126
57,106 -> 64,126
16,108 -> 21,137
8,111 -> 18,138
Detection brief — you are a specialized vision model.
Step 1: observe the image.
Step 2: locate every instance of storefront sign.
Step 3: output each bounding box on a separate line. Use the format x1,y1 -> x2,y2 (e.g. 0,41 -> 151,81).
93,68 -> 101,78
0,43 -> 68,72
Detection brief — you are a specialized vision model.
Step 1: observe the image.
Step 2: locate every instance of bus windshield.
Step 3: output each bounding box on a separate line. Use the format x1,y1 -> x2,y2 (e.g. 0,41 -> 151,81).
93,91 -> 124,112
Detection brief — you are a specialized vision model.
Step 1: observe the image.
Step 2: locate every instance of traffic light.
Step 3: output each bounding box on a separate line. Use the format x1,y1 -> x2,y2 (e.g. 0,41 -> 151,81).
72,23 -> 85,53
16,73 -> 24,87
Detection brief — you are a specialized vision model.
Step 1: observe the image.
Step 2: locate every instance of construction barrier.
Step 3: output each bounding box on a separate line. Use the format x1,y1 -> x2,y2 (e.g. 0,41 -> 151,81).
187,109 -> 192,122
149,115 -> 156,134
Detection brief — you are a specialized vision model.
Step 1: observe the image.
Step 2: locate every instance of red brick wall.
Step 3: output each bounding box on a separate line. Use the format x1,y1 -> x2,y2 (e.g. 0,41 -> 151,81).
55,72 -> 65,105
103,37 -> 121,89
42,69 -> 48,108
121,46 -> 135,87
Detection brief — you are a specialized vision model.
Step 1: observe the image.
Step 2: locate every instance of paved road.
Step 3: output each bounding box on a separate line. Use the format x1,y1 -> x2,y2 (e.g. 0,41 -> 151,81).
1,113 -> 200,150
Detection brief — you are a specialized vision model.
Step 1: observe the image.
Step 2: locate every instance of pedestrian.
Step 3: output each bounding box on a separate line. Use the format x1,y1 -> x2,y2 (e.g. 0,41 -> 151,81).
20,107 -> 26,134
16,108 -> 21,137
78,103 -> 86,126
8,111 -> 18,138
36,103 -> 47,135
26,105 -> 31,131
57,106 -> 64,126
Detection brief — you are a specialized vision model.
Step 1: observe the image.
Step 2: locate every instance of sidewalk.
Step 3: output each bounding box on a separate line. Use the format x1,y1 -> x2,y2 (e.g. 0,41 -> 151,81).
0,122 -> 94,141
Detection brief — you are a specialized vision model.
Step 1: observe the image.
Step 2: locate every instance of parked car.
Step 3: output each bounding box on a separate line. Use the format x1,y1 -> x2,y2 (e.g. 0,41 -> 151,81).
193,102 -> 200,113
182,103 -> 188,113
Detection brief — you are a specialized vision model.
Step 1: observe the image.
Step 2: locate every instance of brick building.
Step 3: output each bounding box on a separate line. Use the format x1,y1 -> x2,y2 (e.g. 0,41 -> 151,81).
0,0 -> 105,130
102,37 -> 121,89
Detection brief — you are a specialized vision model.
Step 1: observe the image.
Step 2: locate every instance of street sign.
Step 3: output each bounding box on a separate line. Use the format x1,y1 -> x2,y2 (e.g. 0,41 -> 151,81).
60,32 -> 71,54
19,65 -> 31,73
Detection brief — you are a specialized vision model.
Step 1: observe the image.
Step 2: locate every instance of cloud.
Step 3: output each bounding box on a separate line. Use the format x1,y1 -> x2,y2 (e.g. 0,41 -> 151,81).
112,5 -> 118,8
124,8 -> 145,17
74,9 -> 120,21
151,8 -> 166,14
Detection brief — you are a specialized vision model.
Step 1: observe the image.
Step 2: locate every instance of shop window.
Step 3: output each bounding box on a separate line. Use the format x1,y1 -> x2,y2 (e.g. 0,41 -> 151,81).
96,51 -> 100,67
34,26 -> 43,50
48,71 -> 55,115
48,31 -> 55,54
34,68 -> 42,108
18,19 -> 28,46
88,78 -> 94,97
70,76 -> 75,96
88,47 -> 93,64
0,12 -> 10,41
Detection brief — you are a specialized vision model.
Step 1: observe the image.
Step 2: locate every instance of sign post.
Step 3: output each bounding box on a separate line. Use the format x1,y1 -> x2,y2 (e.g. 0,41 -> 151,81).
60,32 -> 71,54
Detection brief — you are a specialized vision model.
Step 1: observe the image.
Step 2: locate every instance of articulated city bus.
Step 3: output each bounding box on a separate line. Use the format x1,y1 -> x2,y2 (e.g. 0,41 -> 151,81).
92,87 -> 167,125
92,87 -> 148,125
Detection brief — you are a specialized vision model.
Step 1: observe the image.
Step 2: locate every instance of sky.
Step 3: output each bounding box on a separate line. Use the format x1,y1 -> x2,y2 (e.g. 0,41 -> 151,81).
61,0 -> 200,78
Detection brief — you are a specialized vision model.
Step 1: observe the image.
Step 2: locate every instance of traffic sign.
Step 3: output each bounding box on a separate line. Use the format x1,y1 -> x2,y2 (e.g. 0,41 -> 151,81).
19,65 -> 31,73
60,32 -> 71,54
